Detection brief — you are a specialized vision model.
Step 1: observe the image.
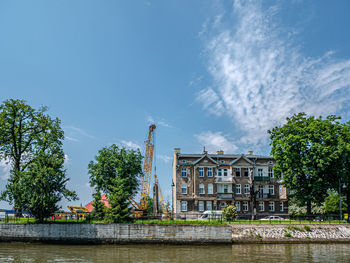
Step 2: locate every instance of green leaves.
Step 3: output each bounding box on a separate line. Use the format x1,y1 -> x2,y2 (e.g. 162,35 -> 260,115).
88,144 -> 143,223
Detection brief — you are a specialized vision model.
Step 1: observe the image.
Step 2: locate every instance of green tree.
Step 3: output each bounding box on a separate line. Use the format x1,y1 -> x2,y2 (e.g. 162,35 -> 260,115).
222,205 -> 237,221
0,99 -> 64,214
269,113 -> 341,217
88,145 -> 143,223
324,191 -> 347,214
19,152 -> 77,222
91,191 -> 105,220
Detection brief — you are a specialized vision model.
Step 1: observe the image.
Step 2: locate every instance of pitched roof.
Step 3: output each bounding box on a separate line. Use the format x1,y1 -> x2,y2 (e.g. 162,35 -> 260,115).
192,154 -> 218,165
229,155 -> 254,165
85,193 -> 111,212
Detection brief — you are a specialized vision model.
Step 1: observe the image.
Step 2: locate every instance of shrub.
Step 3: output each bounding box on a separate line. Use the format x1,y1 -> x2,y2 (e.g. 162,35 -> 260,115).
304,225 -> 311,232
222,205 -> 237,221
284,232 -> 292,238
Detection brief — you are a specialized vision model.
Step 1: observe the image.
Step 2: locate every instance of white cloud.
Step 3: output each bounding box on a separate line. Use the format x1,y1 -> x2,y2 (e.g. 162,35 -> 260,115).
197,0 -> 350,146
64,154 -> 70,165
158,154 -> 172,163
121,140 -> 141,150
195,131 -> 238,153
64,126 -> 95,142
0,159 -> 11,181
146,116 -> 172,128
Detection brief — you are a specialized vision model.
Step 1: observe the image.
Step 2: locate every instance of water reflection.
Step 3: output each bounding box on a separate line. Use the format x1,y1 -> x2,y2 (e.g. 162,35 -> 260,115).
0,243 -> 349,262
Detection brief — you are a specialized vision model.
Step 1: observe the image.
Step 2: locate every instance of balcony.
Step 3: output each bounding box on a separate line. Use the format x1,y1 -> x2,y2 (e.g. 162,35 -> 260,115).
215,176 -> 233,183
256,193 -> 275,199
217,193 -> 233,199
254,176 -> 270,182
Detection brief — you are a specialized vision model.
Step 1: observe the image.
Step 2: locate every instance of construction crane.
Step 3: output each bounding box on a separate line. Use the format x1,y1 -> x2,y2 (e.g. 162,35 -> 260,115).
153,174 -> 170,218
129,124 -> 156,217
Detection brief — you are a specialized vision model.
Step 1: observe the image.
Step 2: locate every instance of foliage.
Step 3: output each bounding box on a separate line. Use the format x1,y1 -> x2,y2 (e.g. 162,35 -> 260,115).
0,99 -> 64,212
91,191 -> 105,220
288,196 -> 325,216
324,191 -> 347,214
88,145 -> 143,223
284,232 -> 292,238
18,153 -> 77,222
222,205 -> 237,221
269,113 -> 342,216
145,197 -> 154,216
304,225 -> 311,232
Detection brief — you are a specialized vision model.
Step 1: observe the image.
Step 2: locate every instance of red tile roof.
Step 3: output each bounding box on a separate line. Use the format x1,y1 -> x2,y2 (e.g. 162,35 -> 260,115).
85,194 -> 111,212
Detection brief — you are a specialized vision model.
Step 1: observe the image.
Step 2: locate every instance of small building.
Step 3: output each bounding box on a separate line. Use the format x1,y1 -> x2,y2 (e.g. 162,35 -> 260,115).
172,148 -> 288,219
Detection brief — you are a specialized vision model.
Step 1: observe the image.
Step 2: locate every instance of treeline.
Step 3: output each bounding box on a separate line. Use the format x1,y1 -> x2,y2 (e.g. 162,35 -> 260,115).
269,113 -> 350,218
0,99 -> 143,223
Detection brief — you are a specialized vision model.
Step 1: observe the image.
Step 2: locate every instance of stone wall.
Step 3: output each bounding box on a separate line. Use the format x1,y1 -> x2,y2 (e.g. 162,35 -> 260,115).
231,224 -> 350,243
0,223 -> 232,244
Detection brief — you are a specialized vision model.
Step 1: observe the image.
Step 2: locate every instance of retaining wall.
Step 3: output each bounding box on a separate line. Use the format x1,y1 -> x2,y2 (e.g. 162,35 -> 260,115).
1,223 -> 350,244
0,224 -> 232,244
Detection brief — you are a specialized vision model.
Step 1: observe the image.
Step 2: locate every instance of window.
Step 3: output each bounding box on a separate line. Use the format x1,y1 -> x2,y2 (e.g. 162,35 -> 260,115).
181,184 -> 187,194
223,169 -> 228,176
258,168 -> 263,176
208,184 -> 213,194
199,184 -> 205,194
224,185 -> 228,193
259,201 -> 264,211
279,185 -> 283,195
235,167 -> 241,177
181,201 -> 187,211
199,167 -> 204,177
220,160 -> 225,164
236,184 -> 241,194
280,202 -> 284,212
221,202 -> 226,208
199,201 -> 204,212
268,185 -> 274,195
218,169 -> 222,176
217,184 -> 223,193
207,168 -> 213,177
244,168 -> 249,177
243,201 -> 249,211
244,184 -> 250,194
268,161 -> 273,165
181,168 -> 187,178
268,168 -> 273,178
269,202 -> 275,212
181,160 -> 187,164
235,201 -> 241,211
206,201 -> 212,211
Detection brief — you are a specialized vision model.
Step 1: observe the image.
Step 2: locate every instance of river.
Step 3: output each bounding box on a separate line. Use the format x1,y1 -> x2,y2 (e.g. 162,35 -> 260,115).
0,243 -> 349,262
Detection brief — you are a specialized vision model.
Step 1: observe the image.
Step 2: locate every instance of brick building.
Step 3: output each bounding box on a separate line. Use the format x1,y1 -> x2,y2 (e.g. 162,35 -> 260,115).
172,148 -> 288,219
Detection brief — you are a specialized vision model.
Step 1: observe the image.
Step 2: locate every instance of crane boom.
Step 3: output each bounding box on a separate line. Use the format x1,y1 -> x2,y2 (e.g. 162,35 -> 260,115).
139,124 -> 156,211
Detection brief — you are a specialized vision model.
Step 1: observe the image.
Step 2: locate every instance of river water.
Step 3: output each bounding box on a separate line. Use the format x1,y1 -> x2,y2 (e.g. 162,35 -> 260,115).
0,243 -> 349,262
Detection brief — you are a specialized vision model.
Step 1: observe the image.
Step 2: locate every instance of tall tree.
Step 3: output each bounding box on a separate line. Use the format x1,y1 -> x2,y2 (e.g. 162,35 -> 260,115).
88,145 -> 143,223
269,113 -> 341,217
19,152 -> 77,222
0,99 -> 64,213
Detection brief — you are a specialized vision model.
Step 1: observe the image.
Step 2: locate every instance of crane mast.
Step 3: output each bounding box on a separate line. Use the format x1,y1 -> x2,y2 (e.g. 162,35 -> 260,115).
139,124 -> 156,210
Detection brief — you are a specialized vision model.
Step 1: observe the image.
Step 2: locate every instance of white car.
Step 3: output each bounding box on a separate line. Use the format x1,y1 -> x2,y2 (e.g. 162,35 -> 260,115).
199,210 -> 223,220
259,216 -> 285,220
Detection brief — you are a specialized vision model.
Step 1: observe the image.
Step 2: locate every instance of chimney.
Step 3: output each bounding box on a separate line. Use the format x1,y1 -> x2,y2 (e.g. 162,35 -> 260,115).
248,151 -> 253,155
203,146 -> 207,155
217,150 -> 224,155
174,148 -> 181,153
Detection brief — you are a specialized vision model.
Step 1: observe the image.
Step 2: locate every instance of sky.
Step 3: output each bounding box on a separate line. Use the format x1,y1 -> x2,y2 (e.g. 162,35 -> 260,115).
1,0 -> 350,210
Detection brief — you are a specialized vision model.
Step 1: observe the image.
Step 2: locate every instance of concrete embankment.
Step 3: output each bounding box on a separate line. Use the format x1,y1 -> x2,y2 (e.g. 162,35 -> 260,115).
231,224 -> 350,243
1,223 -> 350,244
0,224 -> 232,244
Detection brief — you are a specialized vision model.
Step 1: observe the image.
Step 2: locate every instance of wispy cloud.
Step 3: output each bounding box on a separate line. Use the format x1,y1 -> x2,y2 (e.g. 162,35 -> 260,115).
0,159 -> 11,181
195,131 -> 238,153
158,154 -> 172,163
64,126 -> 95,142
121,140 -> 141,150
197,0 -> 350,146
146,116 -> 172,128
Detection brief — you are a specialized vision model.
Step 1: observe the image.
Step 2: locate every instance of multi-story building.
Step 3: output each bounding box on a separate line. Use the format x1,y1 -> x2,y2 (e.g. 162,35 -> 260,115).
172,148 -> 288,219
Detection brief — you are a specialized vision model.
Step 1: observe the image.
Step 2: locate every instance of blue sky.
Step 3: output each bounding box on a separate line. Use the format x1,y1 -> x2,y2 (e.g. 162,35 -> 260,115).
1,0 -> 350,209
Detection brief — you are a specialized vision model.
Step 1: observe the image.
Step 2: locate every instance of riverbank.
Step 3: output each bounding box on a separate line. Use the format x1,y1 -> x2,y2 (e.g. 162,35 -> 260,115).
0,223 -> 350,244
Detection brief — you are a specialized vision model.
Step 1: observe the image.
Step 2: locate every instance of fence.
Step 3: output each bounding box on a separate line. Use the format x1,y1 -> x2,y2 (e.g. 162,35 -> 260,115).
0,212 -> 349,224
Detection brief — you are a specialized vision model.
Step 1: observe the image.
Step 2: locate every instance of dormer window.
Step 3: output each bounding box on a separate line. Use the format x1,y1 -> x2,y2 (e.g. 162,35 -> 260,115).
220,160 -> 225,164
235,168 -> 241,177
181,160 -> 187,164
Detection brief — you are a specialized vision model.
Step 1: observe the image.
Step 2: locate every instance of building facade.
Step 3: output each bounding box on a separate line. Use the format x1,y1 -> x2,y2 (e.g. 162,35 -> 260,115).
172,149 -> 288,219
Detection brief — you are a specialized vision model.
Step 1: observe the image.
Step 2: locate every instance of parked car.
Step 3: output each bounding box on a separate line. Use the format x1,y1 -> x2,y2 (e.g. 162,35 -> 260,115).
199,210 -> 223,220
259,216 -> 285,221
313,216 -> 324,222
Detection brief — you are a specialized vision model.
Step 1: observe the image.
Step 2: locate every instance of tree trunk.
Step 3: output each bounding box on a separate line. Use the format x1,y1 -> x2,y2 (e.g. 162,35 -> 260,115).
306,200 -> 312,219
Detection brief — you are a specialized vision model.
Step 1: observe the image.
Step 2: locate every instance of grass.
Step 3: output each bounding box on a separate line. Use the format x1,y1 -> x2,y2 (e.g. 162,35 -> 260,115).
284,232 -> 293,238
256,233 -> 262,240
135,219 -> 227,225
304,225 -> 311,231
286,225 -> 304,232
